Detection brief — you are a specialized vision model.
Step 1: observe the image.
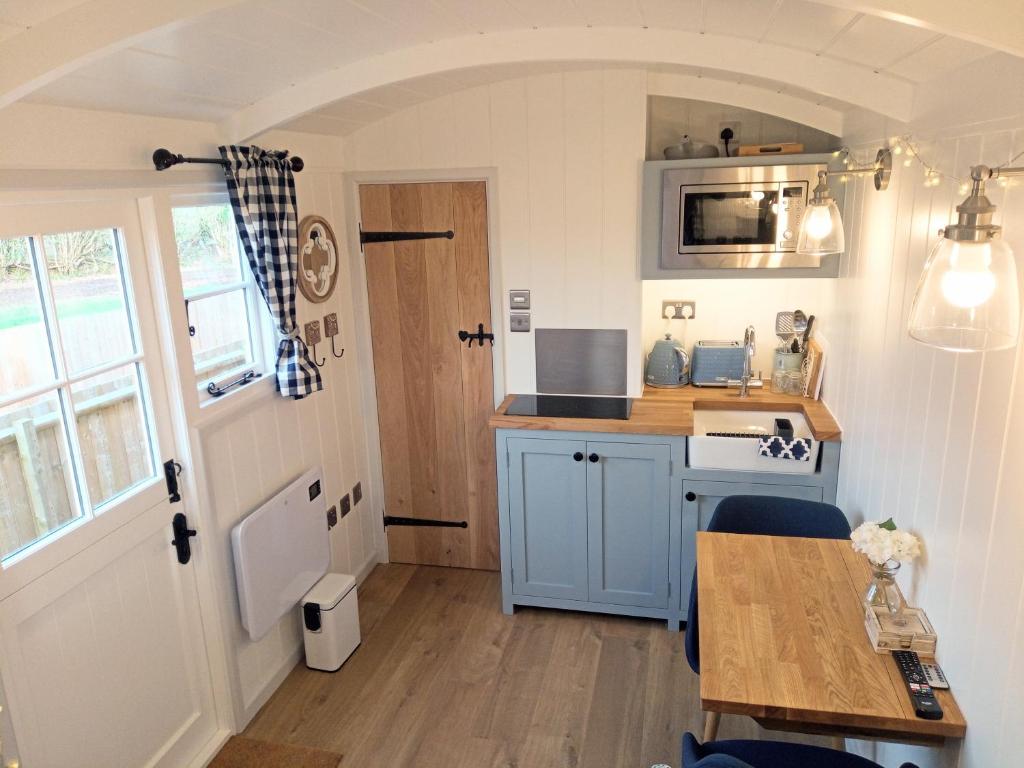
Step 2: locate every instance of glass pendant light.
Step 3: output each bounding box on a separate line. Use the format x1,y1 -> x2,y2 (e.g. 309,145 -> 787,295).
797,171 -> 845,256
908,165 -> 1021,352
796,148 -> 891,258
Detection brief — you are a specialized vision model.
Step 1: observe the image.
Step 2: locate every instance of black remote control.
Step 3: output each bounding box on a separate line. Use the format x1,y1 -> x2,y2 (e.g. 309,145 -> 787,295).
892,651 -> 944,720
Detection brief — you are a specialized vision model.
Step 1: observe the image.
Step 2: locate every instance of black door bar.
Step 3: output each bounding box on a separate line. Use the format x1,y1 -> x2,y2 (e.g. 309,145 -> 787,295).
383,516 -> 467,529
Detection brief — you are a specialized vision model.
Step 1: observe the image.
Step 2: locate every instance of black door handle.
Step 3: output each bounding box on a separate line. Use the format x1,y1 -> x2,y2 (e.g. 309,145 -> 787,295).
573,452 -> 584,462
588,453 -> 599,463
170,512 -> 197,565
685,491 -> 697,502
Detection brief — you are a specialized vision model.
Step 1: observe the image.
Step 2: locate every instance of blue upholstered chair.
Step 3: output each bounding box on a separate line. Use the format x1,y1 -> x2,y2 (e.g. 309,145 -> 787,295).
682,732 -> 920,768
684,495 -> 852,740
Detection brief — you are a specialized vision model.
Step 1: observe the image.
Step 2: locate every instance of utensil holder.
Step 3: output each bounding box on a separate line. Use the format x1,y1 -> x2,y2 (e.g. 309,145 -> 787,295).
773,350 -> 805,372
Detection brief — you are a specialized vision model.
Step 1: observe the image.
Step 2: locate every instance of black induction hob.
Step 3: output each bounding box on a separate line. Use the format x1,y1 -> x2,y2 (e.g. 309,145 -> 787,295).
505,394 -> 633,420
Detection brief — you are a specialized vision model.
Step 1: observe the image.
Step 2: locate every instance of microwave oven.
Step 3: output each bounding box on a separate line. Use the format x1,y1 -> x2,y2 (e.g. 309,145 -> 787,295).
660,162 -> 829,269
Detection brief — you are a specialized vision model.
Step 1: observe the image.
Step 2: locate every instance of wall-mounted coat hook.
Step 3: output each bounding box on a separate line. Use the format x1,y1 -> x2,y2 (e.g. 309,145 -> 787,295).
304,320 -> 326,367
324,312 -> 344,358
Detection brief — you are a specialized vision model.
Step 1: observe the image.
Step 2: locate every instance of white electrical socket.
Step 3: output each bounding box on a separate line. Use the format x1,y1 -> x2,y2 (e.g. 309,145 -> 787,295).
662,301 -> 696,320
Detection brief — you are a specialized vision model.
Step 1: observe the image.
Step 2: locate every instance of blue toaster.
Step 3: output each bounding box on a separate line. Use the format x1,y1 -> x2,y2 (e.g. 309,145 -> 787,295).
690,341 -> 746,386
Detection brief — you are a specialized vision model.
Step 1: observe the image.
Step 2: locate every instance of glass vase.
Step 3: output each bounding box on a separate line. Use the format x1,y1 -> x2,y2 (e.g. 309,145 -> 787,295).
864,560 -> 907,626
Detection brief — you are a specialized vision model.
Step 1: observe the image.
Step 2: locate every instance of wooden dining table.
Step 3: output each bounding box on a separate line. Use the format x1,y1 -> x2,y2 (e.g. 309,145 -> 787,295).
696,532 -> 967,745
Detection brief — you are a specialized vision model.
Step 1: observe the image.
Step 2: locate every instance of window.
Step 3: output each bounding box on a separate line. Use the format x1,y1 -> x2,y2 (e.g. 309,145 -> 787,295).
171,202 -> 267,397
0,229 -> 156,560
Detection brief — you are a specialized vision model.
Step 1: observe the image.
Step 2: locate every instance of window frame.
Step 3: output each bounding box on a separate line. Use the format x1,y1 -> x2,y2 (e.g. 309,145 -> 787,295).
0,217 -> 162,565
167,193 -> 274,407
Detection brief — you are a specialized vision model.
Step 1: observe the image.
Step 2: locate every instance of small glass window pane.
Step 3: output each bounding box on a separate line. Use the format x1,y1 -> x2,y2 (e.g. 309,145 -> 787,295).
43,229 -> 135,374
70,364 -> 154,508
188,290 -> 255,383
172,205 -> 244,296
0,237 -> 56,398
0,390 -> 80,559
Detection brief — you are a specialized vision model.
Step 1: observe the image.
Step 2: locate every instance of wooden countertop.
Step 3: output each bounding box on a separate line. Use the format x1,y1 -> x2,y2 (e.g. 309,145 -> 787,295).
697,532 -> 966,744
489,386 -> 842,441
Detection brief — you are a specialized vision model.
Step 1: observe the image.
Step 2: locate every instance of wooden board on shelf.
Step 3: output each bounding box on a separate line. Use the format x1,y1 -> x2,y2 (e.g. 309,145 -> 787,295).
803,338 -> 825,399
737,142 -> 805,156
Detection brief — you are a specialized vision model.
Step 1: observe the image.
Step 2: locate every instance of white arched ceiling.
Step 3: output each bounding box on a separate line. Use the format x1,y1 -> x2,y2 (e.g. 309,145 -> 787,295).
1,0 -> 1017,138
221,26 -> 911,141
820,0 -> 1024,59
0,0 -> 246,110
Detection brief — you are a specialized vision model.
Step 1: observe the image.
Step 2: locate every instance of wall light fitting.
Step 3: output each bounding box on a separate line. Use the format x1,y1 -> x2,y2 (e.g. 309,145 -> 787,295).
796,148 -> 892,257
908,164 -> 1022,353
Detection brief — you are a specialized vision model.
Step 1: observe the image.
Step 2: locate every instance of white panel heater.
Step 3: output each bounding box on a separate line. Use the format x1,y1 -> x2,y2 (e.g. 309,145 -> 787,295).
231,467 -> 330,641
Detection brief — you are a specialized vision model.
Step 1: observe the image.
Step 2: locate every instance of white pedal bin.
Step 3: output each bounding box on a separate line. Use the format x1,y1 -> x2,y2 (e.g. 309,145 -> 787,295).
302,573 -> 360,672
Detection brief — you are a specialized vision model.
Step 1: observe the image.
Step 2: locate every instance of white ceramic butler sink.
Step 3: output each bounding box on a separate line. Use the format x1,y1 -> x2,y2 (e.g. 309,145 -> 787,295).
690,409 -> 820,475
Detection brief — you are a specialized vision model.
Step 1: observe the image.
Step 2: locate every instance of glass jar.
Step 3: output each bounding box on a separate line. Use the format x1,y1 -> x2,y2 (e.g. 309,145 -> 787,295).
864,561 -> 908,626
782,370 -> 804,396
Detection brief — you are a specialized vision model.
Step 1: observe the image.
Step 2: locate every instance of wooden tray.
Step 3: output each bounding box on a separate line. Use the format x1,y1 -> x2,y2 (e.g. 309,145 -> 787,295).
864,604 -> 937,656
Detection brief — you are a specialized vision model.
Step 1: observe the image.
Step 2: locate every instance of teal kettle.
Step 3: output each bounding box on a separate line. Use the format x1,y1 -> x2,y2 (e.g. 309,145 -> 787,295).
645,333 -> 690,387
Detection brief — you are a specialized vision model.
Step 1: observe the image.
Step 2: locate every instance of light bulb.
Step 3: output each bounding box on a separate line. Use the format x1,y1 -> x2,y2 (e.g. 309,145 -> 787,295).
803,205 -> 833,239
750,190 -> 765,201
940,241 -> 997,308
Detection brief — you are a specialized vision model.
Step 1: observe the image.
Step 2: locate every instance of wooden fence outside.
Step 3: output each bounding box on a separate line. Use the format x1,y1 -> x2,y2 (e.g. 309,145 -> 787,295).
0,388 -> 150,559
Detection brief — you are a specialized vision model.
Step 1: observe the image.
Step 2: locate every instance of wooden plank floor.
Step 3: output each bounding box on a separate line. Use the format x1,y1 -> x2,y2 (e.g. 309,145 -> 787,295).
237,564 -> 825,767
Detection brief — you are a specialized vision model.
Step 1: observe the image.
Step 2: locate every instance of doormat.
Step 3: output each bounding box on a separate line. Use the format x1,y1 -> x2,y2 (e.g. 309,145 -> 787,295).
209,736 -> 343,768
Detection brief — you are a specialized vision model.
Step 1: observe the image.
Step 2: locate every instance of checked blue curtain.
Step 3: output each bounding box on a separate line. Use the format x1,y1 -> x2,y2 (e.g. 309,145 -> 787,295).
219,145 -> 322,398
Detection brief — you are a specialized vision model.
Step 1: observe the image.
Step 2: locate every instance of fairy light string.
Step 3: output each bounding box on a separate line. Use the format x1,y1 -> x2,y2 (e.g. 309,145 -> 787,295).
835,137 -> 1024,193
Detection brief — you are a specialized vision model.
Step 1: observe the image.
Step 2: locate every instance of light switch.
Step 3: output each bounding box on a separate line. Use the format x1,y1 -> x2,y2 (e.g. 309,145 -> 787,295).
510,312 -> 530,332
509,289 -> 530,310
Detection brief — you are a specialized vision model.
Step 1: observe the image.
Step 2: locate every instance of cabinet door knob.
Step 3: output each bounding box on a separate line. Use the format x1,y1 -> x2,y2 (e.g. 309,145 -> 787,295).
588,453 -> 599,463
573,452 -> 584,462
685,491 -> 697,502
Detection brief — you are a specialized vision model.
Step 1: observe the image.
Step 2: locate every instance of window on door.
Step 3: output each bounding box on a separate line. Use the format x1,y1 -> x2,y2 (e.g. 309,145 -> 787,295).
170,202 -> 267,398
0,228 -> 157,561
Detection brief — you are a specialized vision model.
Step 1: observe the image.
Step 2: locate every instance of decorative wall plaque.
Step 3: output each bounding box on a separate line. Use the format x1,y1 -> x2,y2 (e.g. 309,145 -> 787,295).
297,215 -> 339,303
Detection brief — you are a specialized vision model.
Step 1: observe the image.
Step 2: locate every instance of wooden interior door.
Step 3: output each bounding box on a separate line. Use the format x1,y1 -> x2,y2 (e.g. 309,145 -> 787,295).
360,182 -> 498,570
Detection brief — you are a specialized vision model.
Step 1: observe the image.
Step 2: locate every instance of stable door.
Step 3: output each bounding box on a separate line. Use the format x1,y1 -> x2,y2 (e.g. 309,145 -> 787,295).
360,182 -> 498,570
0,200 -> 219,768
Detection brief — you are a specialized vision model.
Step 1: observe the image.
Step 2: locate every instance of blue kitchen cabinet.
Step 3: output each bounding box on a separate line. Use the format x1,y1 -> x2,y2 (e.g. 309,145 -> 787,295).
495,428 -> 839,630
506,437 -> 589,601
678,478 -> 825,620
587,441 -> 671,609
497,430 -> 685,628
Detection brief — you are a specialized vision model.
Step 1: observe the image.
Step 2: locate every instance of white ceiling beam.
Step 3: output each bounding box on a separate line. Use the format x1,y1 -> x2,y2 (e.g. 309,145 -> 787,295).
222,27 -> 912,142
0,0 -> 246,110
646,73 -> 845,137
817,0 -> 1024,58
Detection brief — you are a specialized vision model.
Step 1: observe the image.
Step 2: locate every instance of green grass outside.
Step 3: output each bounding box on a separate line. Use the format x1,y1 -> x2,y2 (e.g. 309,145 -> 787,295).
0,296 -> 122,331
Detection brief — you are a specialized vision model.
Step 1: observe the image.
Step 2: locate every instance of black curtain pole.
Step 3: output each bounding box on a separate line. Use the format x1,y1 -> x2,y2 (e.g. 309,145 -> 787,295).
152,147 -> 305,173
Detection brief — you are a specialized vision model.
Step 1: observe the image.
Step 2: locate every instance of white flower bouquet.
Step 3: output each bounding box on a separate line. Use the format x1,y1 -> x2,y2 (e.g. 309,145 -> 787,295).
851,518 -> 921,566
